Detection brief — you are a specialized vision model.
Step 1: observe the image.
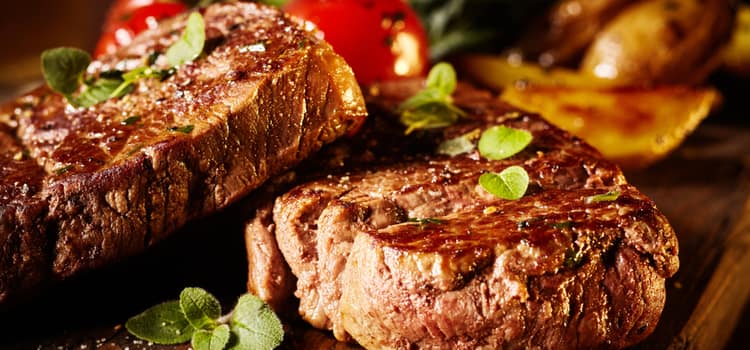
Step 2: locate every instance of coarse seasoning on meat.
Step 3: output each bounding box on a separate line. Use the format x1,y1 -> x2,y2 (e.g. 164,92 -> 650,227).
0,2 -> 366,306
245,81 -> 679,349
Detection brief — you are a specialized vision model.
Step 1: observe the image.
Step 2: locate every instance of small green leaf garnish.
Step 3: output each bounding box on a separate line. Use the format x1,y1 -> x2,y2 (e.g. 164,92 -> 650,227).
585,191 -> 620,204
41,47 -> 91,95
167,12 -> 206,67
73,78 -> 129,108
398,62 -> 465,134
436,128 -> 480,156
479,166 -> 529,200
478,125 -> 533,160
549,221 -> 573,230
54,165 -> 74,175
127,288 -> 283,350
122,116 -> 141,126
180,287 -> 221,330
564,246 -> 584,268
125,301 -> 196,344
192,324 -> 230,350
229,294 -> 284,350
407,218 -> 445,225
170,125 -> 195,134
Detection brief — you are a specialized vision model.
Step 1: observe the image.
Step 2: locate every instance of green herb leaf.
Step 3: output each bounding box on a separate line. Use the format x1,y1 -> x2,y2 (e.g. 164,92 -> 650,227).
170,125 -> 195,134
479,166 -> 529,200
180,287 -> 221,330
425,62 -> 457,95
478,125 -> 533,160
585,191 -> 620,204
192,324 -> 230,350
564,246 -> 584,268
41,47 -> 91,95
167,12 -> 206,67
125,301 -> 196,344
229,294 -> 284,350
122,116 -> 141,126
437,129 -> 480,156
398,62 -> 464,134
407,218 -> 445,225
72,78 -> 127,108
54,165 -> 73,175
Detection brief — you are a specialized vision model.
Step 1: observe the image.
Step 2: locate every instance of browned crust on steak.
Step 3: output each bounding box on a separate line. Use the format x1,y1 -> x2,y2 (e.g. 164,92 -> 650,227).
255,81 -> 678,349
0,2 -> 366,305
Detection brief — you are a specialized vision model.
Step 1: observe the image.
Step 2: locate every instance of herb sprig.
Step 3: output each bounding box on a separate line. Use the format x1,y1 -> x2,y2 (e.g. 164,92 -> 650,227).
126,287 -> 283,350
41,12 -> 205,108
398,62 -> 465,134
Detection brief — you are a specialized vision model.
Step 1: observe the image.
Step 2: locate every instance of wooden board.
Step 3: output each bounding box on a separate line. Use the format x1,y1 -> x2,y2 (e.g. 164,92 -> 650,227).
2,98 -> 750,350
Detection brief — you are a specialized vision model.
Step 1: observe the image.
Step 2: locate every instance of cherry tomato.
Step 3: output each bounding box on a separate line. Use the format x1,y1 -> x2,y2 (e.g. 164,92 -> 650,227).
283,0 -> 429,85
94,0 -> 186,57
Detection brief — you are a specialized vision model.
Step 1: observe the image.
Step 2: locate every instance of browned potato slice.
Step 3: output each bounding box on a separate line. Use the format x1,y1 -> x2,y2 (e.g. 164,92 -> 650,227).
458,54 -> 621,89
580,0 -> 734,85
501,86 -> 720,168
513,0 -> 631,67
724,4 -> 750,77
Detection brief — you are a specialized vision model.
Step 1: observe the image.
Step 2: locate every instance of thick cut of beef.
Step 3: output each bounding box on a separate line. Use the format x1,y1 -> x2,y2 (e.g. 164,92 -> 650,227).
0,2 -> 366,306
246,81 -> 679,349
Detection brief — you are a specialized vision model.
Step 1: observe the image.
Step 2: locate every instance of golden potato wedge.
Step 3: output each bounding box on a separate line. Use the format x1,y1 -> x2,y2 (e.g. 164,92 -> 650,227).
580,0 -> 734,85
458,54 -> 621,90
513,0 -> 631,67
500,85 -> 720,168
724,4 -> 750,77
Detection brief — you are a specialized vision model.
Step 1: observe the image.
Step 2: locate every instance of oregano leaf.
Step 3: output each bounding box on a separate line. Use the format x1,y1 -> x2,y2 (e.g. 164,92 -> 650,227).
229,294 -> 284,350
192,324 -> 230,350
41,47 -> 91,95
479,166 -> 529,200
585,190 -> 620,204
125,301 -> 195,344
478,125 -> 533,160
425,62 -> 457,95
167,12 -> 206,66
180,287 -> 221,330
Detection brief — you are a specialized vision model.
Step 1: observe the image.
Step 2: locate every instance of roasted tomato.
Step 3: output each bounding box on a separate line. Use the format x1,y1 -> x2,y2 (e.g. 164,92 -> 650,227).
284,0 -> 429,85
95,0 -> 186,57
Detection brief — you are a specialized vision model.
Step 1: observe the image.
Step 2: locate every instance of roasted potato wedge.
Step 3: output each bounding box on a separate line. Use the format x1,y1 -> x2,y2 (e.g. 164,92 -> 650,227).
724,4 -> 750,77
580,0 -> 734,85
513,0 -> 631,67
501,86 -> 720,168
458,54 -> 621,89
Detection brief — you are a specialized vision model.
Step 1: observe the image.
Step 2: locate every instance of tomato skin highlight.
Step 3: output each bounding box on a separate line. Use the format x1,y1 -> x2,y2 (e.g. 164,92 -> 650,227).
284,0 -> 429,85
95,0 -> 186,57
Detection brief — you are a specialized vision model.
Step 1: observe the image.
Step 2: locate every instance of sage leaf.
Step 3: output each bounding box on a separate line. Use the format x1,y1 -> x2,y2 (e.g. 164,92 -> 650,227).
125,301 -> 195,344
192,324 -> 230,350
167,12 -> 206,67
478,125 -> 532,160
425,62 -> 457,95
229,294 -> 284,350
41,47 -> 91,95
479,166 -> 529,200
180,287 -> 221,330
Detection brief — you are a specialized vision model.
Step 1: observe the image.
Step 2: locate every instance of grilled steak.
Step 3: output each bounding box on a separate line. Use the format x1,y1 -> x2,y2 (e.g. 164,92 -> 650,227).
246,81 -> 679,349
0,2 -> 366,305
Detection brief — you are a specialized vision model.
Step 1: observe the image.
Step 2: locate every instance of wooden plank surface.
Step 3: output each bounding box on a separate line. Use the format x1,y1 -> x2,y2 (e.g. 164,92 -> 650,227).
1,90 -> 749,349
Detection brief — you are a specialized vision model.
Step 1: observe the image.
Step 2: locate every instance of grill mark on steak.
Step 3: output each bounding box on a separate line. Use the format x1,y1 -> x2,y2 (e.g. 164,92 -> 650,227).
247,81 -> 679,348
0,2 -> 366,306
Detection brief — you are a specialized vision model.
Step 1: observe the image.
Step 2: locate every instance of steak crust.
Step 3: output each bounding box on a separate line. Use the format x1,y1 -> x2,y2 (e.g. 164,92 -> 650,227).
249,81 -> 679,349
0,2 -> 366,305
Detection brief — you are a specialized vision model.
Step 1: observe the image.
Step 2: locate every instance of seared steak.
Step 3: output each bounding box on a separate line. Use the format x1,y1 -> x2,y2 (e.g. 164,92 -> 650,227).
0,2 -> 366,305
246,81 -> 679,349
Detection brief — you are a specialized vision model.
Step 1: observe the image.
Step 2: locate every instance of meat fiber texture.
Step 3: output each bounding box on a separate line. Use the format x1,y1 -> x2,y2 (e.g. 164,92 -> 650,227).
245,81 -> 679,349
0,2 -> 366,306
